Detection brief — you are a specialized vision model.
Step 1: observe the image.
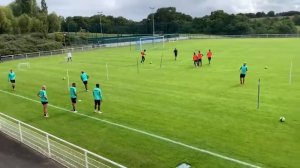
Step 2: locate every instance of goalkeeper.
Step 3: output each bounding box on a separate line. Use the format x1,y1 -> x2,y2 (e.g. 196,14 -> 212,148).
140,49 -> 146,63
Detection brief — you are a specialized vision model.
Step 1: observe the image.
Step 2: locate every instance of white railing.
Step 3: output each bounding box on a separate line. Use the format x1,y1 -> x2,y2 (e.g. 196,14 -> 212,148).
0,45 -> 96,62
0,112 -> 126,168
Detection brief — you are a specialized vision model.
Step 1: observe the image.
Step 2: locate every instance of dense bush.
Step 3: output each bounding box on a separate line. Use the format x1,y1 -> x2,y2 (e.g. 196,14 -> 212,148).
0,34 -> 62,55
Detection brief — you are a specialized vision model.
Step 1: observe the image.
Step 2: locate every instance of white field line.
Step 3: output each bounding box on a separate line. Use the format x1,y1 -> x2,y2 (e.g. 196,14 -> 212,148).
106,63 -> 109,81
289,58 -> 293,85
0,89 -> 261,168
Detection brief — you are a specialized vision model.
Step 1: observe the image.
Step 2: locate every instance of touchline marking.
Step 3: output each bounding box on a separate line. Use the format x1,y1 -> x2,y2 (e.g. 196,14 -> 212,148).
0,89 -> 261,168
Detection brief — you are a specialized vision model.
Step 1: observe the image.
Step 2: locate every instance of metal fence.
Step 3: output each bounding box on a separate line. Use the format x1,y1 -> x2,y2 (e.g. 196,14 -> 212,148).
0,35 -> 182,62
0,112 -> 126,168
187,33 -> 300,39
0,46 -> 96,62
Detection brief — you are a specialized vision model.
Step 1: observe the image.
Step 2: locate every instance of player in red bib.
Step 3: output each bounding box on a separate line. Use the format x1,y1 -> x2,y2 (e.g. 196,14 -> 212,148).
197,51 -> 203,67
193,52 -> 198,67
207,49 -> 213,64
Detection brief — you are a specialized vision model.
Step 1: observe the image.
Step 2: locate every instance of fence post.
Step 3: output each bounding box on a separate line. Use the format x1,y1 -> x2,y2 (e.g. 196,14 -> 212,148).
51,51 -> 53,56
26,54 -> 28,59
39,52 -> 41,57
84,150 -> 89,168
18,121 -> 23,142
46,134 -> 51,157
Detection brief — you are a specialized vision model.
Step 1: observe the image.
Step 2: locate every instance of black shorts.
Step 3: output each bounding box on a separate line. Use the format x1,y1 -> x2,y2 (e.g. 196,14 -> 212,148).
240,74 -> 246,78
198,59 -> 202,62
83,81 -> 88,85
94,100 -> 101,105
208,57 -> 211,60
10,80 -> 15,83
71,98 -> 77,103
41,101 -> 48,105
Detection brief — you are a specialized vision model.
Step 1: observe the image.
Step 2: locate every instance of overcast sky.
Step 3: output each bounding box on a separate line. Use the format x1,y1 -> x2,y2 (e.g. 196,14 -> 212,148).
1,0 -> 300,21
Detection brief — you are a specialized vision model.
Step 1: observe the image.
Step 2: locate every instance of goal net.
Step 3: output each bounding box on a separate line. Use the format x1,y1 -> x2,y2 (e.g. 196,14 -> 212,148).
136,36 -> 165,51
17,62 -> 30,70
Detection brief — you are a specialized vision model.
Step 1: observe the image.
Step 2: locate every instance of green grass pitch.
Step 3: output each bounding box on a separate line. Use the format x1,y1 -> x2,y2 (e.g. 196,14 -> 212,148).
0,38 -> 299,168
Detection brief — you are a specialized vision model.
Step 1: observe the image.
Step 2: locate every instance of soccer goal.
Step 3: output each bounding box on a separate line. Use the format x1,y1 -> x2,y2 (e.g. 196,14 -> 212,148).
17,62 -> 30,70
136,36 -> 165,51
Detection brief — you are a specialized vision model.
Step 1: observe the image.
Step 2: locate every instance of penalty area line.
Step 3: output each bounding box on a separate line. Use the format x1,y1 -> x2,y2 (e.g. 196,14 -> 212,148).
0,89 -> 261,168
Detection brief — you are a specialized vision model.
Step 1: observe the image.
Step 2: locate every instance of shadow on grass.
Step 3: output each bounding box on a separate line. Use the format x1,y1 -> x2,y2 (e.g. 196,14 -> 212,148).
23,110 -> 71,123
231,83 -> 242,88
77,90 -> 89,94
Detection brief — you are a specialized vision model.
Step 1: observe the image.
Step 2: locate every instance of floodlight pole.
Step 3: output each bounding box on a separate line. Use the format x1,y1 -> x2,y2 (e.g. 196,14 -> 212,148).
97,12 -> 103,38
149,7 -> 155,36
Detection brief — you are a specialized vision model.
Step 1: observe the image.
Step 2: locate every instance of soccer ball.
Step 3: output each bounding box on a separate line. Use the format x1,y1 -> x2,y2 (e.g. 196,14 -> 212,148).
264,66 -> 268,69
62,77 -> 66,80
150,61 -> 153,64
279,116 -> 285,122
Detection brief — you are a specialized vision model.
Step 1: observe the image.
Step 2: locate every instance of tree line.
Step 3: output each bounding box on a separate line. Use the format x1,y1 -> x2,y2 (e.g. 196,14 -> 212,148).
0,0 -> 61,35
62,8 -> 299,35
1,1 -> 300,35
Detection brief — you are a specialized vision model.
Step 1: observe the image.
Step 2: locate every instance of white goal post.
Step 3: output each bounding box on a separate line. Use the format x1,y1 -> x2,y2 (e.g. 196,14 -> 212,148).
137,36 -> 165,51
17,62 -> 30,70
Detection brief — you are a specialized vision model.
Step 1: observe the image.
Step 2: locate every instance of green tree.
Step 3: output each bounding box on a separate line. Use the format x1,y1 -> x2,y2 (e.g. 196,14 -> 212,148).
18,14 -> 32,33
31,17 -> 43,32
256,12 -> 266,18
9,0 -> 39,17
47,12 -> 61,33
292,15 -> 300,25
18,0 -> 31,15
11,18 -> 20,34
209,10 -> 232,34
0,7 -> 13,33
251,20 -> 267,34
151,7 -> 192,33
9,2 -> 22,17
267,11 -> 275,17
41,0 -> 48,14
277,18 -> 297,33
36,12 -> 48,36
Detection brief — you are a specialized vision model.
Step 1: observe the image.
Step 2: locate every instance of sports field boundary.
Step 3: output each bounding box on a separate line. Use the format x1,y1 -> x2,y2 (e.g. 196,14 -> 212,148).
0,89 -> 262,168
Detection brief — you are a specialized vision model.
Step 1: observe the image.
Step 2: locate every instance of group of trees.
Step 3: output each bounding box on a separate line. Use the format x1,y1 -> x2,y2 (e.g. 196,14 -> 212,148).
1,1 -> 300,35
193,10 -> 297,34
61,7 -> 299,35
242,11 -> 300,18
0,0 -> 61,35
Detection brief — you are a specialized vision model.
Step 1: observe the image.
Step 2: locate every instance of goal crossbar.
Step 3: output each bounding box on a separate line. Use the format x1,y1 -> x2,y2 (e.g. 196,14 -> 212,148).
137,36 -> 165,51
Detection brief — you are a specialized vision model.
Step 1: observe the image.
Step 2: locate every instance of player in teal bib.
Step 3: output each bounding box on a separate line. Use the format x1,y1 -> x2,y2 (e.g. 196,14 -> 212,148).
8,69 -> 16,90
69,83 -> 77,112
37,85 -> 48,117
240,63 -> 248,84
93,84 -> 103,113
80,71 -> 89,91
